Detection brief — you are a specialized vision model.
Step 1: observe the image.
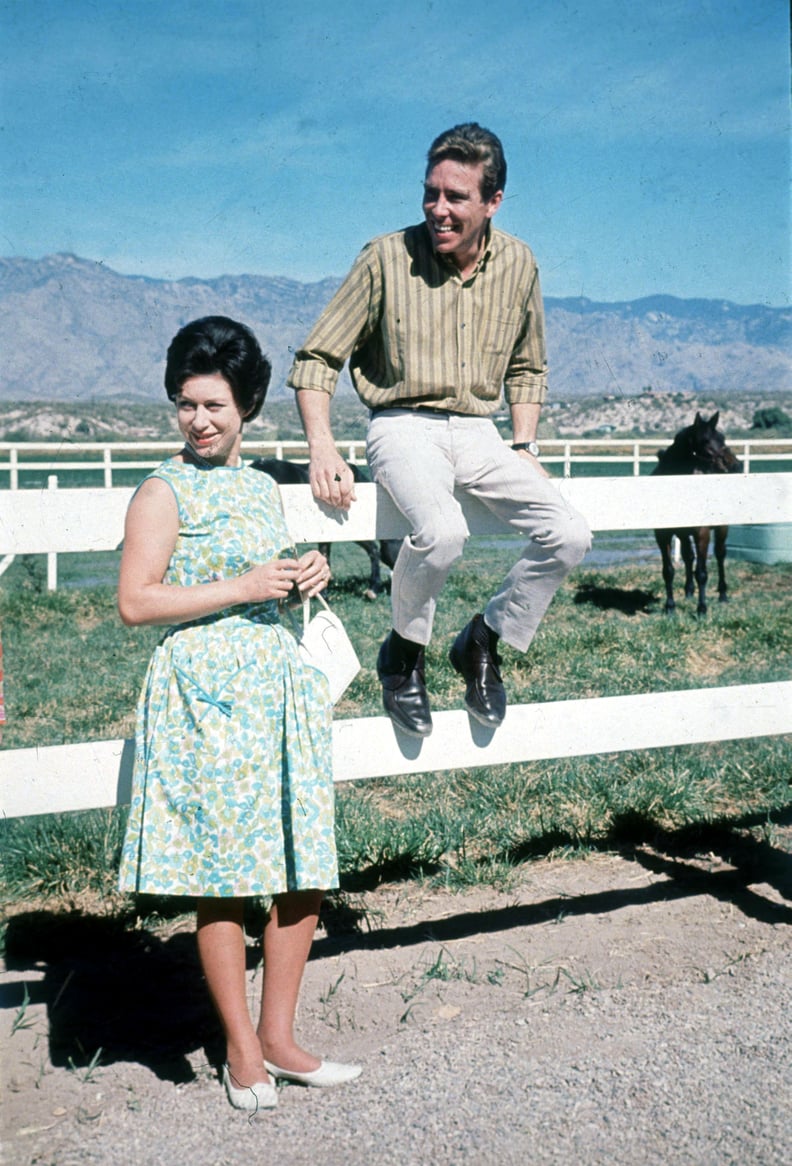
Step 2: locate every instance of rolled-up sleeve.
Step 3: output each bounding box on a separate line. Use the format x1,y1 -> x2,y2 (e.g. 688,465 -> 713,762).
287,245 -> 383,397
503,265 -> 548,406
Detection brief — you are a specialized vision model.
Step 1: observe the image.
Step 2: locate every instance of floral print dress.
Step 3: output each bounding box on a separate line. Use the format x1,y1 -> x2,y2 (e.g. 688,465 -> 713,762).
118,458 -> 338,897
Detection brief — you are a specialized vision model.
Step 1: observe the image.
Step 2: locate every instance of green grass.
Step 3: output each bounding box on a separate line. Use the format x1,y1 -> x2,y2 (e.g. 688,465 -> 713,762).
1,807 -> 127,906
1,541 -> 790,913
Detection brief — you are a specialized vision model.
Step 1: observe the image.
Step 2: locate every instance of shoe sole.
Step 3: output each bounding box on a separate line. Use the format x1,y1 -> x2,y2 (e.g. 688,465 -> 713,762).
384,709 -> 433,738
463,700 -> 504,728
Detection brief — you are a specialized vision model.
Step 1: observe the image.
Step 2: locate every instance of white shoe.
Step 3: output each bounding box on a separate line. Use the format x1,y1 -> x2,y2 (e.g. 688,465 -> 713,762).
222,1064 -> 278,1112
263,1059 -> 362,1088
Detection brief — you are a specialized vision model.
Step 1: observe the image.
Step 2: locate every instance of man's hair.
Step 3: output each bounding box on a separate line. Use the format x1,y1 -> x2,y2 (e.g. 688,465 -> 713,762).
164,316 -> 271,420
426,122 -> 507,201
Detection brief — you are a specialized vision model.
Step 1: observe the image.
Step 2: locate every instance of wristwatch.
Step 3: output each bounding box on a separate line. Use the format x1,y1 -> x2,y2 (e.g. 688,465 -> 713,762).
511,441 -> 540,457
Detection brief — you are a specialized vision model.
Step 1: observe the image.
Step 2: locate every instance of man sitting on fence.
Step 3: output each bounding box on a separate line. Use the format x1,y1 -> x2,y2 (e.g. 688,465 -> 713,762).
288,122 -> 591,737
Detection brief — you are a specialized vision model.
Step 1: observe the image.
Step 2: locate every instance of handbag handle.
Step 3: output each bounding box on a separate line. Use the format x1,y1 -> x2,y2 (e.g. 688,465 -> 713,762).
302,589 -> 331,633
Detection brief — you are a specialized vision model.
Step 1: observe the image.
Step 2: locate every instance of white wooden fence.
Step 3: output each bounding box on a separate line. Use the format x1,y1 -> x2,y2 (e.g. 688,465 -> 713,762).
2,436 -> 791,487
1,473 -> 791,819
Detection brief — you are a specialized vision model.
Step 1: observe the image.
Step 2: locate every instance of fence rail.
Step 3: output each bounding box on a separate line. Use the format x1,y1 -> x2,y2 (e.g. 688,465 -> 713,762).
1,472 -> 791,589
2,682 -> 789,820
1,437 -> 791,487
0,473 -> 790,819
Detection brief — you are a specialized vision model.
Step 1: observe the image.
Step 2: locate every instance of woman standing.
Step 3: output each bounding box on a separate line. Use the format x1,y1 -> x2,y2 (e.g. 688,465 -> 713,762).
118,316 -> 360,1112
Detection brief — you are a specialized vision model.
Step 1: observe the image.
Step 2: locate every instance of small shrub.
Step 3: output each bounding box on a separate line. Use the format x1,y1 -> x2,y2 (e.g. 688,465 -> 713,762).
752,406 -> 792,432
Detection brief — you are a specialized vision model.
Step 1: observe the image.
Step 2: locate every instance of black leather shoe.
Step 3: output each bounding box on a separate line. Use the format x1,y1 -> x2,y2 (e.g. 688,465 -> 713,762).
449,614 -> 507,728
377,633 -> 433,738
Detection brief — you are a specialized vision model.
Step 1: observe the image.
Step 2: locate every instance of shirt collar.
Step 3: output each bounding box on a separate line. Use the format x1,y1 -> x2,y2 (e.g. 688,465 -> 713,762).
425,222 -> 496,281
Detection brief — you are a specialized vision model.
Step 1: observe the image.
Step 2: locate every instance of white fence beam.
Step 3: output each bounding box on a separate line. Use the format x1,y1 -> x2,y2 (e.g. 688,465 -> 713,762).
1,681 -> 790,819
1,474 -> 791,555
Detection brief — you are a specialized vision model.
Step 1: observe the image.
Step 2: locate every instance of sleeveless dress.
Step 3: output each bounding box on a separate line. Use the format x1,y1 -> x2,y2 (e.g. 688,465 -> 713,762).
118,458 -> 338,897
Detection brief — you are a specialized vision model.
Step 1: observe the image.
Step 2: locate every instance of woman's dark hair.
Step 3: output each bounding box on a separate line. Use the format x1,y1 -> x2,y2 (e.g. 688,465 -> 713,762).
164,316 -> 271,420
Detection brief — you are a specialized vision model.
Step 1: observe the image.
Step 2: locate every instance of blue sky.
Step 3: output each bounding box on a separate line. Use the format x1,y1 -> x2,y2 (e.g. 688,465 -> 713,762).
1,0 -> 789,305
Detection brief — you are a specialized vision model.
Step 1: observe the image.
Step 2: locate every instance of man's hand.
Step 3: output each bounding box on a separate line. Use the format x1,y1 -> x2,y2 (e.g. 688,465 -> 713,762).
308,447 -> 357,510
296,388 -> 357,510
514,448 -> 551,479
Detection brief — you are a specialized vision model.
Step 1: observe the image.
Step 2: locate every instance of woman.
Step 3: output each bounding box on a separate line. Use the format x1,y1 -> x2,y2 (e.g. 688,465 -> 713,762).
118,316 -> 360,1113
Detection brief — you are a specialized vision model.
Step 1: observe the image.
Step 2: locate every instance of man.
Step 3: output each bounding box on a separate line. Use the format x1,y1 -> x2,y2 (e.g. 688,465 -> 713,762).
288,122 -> 591,737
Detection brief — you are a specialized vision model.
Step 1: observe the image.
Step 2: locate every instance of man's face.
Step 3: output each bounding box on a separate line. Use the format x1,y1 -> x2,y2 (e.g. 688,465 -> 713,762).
423,159 -> 502,270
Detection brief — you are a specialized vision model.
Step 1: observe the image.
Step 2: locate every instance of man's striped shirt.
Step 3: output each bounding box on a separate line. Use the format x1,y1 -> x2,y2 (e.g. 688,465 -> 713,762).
287,223 -> 548,414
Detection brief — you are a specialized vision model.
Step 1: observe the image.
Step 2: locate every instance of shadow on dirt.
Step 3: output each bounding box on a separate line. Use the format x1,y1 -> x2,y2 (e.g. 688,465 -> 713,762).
2,806 -> 789,1082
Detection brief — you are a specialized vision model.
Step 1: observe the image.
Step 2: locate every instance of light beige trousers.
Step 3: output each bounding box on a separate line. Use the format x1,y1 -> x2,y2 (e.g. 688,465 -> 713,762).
366,409 -> 592,650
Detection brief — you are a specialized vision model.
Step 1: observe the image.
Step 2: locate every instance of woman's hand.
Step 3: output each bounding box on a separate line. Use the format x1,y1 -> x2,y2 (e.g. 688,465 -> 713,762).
239,558 -> 301,603
294,549 -> 331,598
239,551 -> 329,604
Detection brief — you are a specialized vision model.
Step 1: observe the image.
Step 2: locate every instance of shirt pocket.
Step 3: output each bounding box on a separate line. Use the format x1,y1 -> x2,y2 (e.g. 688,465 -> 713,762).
477,308 -> 524,356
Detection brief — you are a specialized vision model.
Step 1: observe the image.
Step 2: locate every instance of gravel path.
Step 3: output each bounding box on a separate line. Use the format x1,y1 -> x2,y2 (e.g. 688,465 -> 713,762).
2,841 -> 790,1166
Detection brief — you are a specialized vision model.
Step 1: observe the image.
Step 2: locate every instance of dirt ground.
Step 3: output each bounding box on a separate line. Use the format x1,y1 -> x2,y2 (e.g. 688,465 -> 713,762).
2,824 -> 790,1166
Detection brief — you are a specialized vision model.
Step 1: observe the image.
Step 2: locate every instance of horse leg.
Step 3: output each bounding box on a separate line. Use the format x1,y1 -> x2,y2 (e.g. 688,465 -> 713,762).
693,527 -> 711,616
714,525 -> 729,603
358,540 -> 381,600
655,530 -> 676,614
680,533 -> 696,600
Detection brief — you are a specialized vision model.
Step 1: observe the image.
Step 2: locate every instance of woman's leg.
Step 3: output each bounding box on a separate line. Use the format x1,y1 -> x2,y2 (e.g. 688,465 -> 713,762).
196,897 -> 269,1086
256,888 -> 324,1072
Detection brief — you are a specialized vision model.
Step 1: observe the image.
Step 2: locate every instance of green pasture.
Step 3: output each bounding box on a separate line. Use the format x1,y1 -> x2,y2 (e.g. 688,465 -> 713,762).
1,536 -> 790,931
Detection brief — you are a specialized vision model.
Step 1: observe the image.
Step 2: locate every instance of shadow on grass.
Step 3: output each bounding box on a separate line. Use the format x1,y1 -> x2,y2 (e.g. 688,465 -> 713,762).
573,582 -> 659,615
2,805 -> 789,1082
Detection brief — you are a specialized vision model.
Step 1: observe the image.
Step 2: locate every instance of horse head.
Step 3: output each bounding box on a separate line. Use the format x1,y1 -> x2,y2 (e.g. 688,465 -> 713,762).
691,411 -> 742,474
655,411 -> 742,475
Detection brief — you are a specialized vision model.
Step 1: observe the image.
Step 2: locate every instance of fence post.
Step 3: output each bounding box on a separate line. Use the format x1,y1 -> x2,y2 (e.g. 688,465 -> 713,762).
47,475 -> 59,591
633,443 -> 641,476
103,447 -> 113,487
741,441 -> 751,475
10,448 -> 18,490
563,443 -> 571,478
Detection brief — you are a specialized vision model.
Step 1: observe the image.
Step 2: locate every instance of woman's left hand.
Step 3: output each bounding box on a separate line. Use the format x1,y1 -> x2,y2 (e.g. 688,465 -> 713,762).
295,549 -> 331,597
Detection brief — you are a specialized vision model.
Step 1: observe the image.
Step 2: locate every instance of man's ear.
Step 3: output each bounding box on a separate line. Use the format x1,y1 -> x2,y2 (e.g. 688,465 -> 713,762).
486,190 -> 504,217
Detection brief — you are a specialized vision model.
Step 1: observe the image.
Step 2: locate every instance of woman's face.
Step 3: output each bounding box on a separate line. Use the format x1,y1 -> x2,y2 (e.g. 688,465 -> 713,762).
175,373 -> 246,466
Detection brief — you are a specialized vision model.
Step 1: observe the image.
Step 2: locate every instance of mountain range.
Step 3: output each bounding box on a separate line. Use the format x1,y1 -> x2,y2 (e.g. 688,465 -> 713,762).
1,253 -> 789,402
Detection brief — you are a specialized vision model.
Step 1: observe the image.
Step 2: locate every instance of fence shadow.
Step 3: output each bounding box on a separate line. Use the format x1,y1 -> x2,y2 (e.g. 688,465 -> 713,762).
574,582 -> 659,615
2,805 -> 789,1082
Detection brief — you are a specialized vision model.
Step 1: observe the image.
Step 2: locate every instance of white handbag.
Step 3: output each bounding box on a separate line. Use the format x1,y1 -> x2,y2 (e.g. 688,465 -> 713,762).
294,593 -> 361,704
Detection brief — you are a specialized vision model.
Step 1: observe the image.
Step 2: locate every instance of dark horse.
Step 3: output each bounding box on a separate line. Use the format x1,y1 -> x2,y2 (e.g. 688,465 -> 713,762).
653,411 -> 742,615
251,457 -> 402,599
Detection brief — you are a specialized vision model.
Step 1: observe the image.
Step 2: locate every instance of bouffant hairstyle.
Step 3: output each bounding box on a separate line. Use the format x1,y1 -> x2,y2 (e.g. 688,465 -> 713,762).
426,122 -> 507,202
164,316 -> 271,420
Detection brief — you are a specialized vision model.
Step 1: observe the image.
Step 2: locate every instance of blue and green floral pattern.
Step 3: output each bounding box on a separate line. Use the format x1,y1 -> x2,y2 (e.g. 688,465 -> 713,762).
118,458 -> 337,897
